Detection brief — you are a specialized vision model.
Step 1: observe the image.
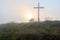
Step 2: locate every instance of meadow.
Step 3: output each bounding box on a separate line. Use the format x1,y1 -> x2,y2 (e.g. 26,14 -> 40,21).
0,21 -> 60,40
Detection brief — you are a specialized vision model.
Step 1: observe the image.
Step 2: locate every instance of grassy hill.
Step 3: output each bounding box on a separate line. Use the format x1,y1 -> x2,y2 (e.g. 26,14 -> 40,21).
0,21 -> 60,40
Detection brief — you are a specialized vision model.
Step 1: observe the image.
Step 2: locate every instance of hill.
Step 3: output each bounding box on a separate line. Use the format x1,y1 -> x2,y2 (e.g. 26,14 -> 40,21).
0,21 -> 60,40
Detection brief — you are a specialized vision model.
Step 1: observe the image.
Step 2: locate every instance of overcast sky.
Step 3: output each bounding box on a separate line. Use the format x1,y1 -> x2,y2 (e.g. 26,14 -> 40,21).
0,0 -> 60,23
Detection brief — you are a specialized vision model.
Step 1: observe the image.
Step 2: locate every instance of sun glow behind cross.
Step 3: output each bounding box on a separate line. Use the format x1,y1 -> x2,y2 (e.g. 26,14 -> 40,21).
26,13 -> 33,20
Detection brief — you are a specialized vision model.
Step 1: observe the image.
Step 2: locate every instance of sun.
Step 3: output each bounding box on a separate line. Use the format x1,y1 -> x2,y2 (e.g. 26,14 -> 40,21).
26,13 -> 33,20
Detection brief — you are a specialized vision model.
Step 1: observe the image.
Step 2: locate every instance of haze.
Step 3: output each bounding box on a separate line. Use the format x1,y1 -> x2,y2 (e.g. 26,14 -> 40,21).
0,0 -> 60,24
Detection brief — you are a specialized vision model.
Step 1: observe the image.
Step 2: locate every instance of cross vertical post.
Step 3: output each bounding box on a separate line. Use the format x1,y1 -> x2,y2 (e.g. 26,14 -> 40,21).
34,2 -> 44,22
38,3 -> 40,22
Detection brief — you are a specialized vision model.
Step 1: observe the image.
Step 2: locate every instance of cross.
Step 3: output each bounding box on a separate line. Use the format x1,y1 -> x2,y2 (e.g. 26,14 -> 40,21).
34,2 -> 44,22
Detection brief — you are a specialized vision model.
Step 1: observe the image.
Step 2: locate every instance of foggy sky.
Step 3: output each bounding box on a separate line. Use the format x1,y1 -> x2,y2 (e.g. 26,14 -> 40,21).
0,0 -> 60,24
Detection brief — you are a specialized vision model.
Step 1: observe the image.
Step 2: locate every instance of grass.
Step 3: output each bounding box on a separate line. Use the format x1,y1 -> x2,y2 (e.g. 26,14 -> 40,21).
0,21 -> 60,40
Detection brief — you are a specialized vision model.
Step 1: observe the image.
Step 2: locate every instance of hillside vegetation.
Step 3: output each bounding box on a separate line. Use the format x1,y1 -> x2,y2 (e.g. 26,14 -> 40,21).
0,21 -> 60,40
